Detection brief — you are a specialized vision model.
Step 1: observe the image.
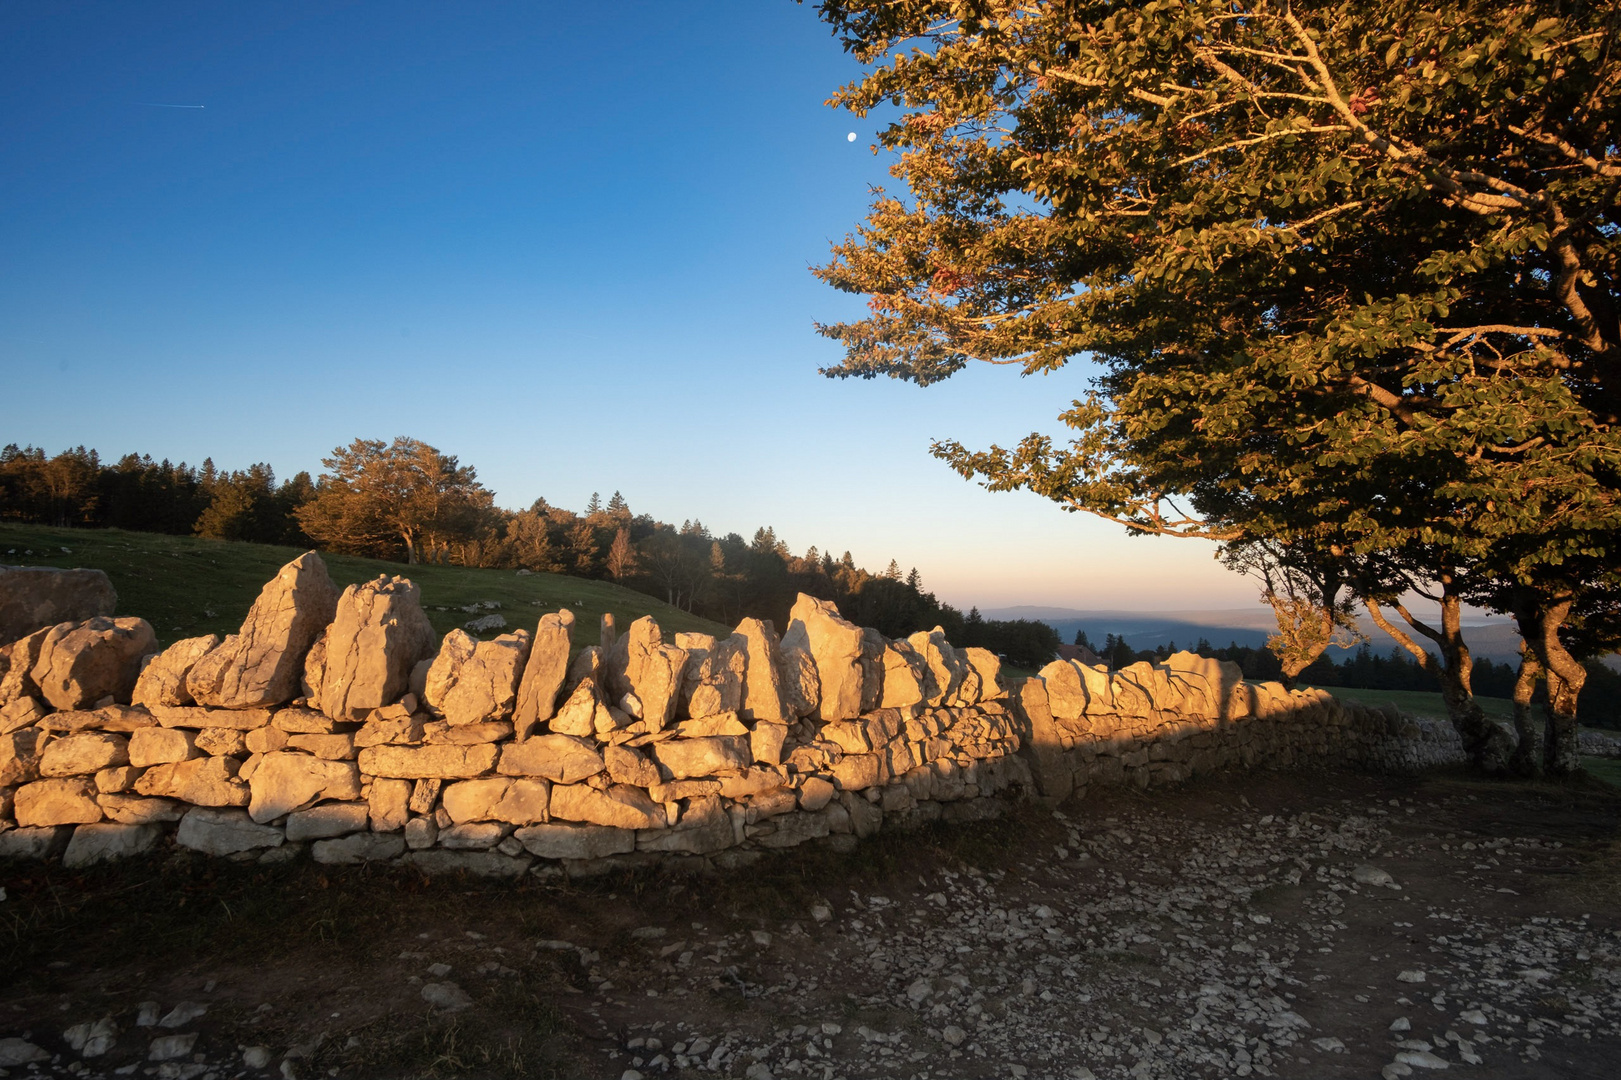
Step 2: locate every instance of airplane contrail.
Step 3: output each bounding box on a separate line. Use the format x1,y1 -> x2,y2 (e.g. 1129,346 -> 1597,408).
140,102 -> 205,109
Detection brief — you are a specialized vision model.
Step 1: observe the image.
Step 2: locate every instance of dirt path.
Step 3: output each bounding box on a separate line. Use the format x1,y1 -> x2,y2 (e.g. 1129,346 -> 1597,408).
3,768 -> 1618,1080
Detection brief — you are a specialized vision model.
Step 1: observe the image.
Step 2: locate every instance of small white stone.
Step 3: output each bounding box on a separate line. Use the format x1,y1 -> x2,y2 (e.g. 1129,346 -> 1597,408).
243,1045 -> 273,1068
148,1033 -> 198,1061
1395,1049 -> 1451,1069
942,1025 -> 966,1046
421,982 -> 473,1011
158,1001 -> 207,1028
1397,970 -> 1427,983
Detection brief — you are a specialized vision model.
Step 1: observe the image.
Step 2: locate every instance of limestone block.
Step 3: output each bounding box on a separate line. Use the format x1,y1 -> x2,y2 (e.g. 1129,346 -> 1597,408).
831,753 -> 882,791
961,647 -> 1005,701
744,787 -> 798,822
423,720 -> 512,745
604,743 -> 660,787
723,620 -> 785,725
673,713 -> 748,737
287,733 -> 356,760
0,728 -> 43,786
244,726 -> 289,755
784,595 -> 867,722
649,735 -> 750,779
30,617 -> 157,710
753,810 -> 832,849
40,731 -> 129,777
548,680 -> 613,738
496,734 -> 604,783
195,728 -> 248,757
409,778 -> 442,815
131,634 -> 218,709
301,628 -> 328,702
0,694 -> 48,734
0,628 -> 49,707
97,794 -> 186,825
135,757 -> 250,807
404,815 -> 438,849
749,721 -> 788,766
95,764 -> 142,793
285,802 -> 370,841
637,794 -> 734,854
273,706 -> 342,733
355,706 -> 424,748
820,721 -> 870,756
512,610 -> 573,738
312,832 -> 406,864
776,643 -> 820,719
0,825 -> 71,859
717,766 -> 786,799
15,777 -> 102,826
186,553 -> 338,709
357,743 -> 498,780
318,575 -> 438,720
876,640 -> 927,710
514,821 -> 635,860
63,822 -> 160,868
442,777 -> 552,825
440,821 -> 508,849
549,782 -> 666,829
424,628 -> 530,727
246,752 -> 362,822
0,566 -> 116,646
368,777 -> 411,831
907,628 -> 967,708
176,807 -> 283,855
150,705 -> 274,730
605,617 -> 688,730
798,776 -> 836,811
680,635 -> 746,720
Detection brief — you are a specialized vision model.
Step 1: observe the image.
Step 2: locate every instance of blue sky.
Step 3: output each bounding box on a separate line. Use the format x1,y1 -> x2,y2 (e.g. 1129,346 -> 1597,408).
0,0 -> 1258,613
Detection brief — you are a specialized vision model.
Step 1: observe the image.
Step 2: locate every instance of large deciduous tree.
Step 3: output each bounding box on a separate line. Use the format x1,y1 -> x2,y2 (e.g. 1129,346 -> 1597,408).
296,437 -> 497,564
812,0 -> 1621,770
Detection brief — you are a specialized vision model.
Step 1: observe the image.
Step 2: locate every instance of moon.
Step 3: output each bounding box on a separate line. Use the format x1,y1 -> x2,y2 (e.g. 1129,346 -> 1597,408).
847,132 -> 857,142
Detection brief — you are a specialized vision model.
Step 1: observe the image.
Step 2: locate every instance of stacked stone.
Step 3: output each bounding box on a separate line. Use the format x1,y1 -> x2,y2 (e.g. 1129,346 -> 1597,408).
1017,652 -> 1466,802
0,556 -> 1028,874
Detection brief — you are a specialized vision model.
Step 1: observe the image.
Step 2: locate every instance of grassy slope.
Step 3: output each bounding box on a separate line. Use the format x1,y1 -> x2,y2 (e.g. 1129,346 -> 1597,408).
0,522 -> 730,649
1311,684 -> 1525,725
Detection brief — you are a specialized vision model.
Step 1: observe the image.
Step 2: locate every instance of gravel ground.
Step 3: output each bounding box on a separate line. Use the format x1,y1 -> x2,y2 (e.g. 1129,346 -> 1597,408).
3,769 -> 1618,1079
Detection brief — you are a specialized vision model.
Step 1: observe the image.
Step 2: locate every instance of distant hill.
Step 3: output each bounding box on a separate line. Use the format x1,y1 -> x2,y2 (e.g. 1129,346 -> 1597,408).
984,605 -> 1529,664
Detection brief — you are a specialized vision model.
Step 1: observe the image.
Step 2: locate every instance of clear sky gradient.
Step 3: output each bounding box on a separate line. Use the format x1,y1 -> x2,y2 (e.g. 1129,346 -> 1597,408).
0,1 -> 1259,613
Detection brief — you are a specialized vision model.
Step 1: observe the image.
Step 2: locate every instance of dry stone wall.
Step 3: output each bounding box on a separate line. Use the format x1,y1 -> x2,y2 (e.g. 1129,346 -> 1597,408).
0,554 -> 1463,876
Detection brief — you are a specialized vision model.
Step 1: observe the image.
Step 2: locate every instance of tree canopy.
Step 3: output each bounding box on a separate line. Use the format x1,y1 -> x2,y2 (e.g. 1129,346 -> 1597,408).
813,0 -> 1620,769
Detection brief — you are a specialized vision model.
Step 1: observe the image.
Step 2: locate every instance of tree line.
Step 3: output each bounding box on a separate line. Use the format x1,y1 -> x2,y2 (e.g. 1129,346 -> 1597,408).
0,438 -> 1060,667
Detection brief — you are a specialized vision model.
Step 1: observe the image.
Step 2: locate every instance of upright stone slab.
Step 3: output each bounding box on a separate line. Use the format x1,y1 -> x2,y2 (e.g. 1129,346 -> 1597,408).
732,619 -> 788,723
879,639 -> 927,709
0,566 -> 116,646
512,610 -> 573,738
30,617 -> 157,710
319,575 -> 437,720
605,617 -> 688,729
424,628 -> 531,727
188,553 -> 340,709
133,634 -> 219,708
782,594 -> 864,722
0,627 -> 49,706
907,627 -> 967,708
681,634 -> 746,720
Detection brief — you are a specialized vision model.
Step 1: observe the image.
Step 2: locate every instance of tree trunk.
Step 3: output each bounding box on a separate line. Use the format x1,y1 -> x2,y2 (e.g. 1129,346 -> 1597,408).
1365,576 -> 1511,772
1513,590 -> 1586,776
1509,649 -> 1542,778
